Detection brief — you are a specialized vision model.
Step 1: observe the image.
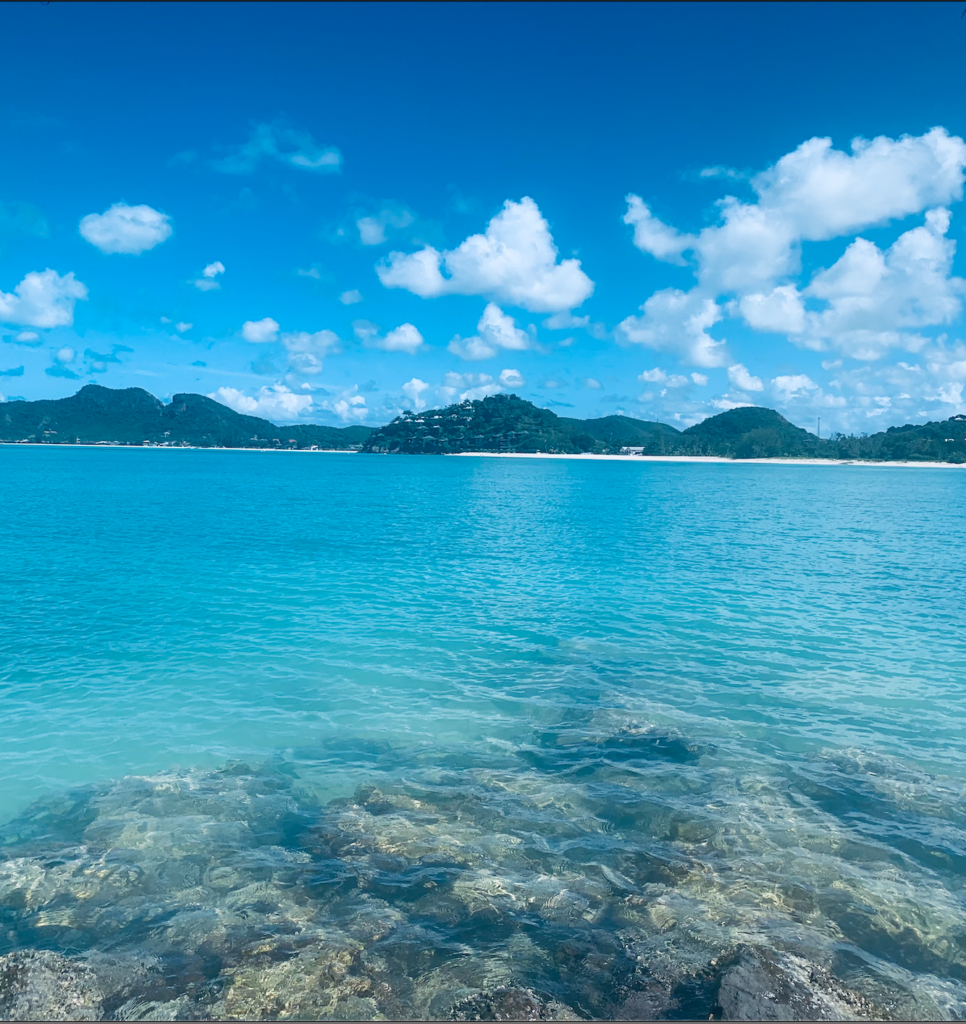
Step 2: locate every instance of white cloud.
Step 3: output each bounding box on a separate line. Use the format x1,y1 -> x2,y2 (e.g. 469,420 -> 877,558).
622,128 -> 966,366
281,329 -> 340,375
691,372 -> 709,385
240,317 -> 340,375
242,317 -> 280,343
211,122 -> 342,174
617,288 -> 727,367
699,166 -> 748,181
321,386 -> 368,422
499,368 -> 525,388
355,321 -> 424,354
357,206 -> 414,245
585,377 -> 602,389
738,285 -> 806,334
772,373 -> 818,400
402,377 -> 430,410
753,128 -> 966,240
194,261 -> 225,291
448,303 -> 532,360
79,203 -> 173,255
15,331 -> 39,343
801,208 -> 964,358
438,371 -> 503,404
623,195 -> 692,265
639,368 -> 666,383
55,346 -> 74,363
209,383 -> 314,421
727,363 -> 764,391
377,196 -> 593,312
0,269 -> 88,328
175,321 -> 192,333
543,311 -> 590,330
339,289 -> 362,304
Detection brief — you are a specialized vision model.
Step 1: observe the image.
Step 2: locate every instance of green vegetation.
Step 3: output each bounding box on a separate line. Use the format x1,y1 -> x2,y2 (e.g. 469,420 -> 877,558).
0,384 -> 371,449
364,394 -> 966,462
362,394 -> 678,454
3,385 -> 965,462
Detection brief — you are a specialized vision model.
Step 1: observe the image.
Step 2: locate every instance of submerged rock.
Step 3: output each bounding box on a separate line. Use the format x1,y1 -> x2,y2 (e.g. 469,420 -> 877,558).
716,947 -> 881,1021
447,986 -> 582,1021
0,950 -> 103,1021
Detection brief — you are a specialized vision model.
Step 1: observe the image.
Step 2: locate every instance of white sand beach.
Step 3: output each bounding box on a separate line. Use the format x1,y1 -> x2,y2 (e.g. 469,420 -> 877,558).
448,451 -> 966,468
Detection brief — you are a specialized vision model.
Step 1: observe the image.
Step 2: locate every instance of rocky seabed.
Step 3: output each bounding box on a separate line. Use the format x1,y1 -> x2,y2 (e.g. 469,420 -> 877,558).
1,718 -> 965,1020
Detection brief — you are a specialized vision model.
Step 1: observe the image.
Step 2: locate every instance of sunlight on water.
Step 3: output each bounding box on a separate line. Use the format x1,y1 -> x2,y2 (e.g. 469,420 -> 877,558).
1,447 -> 964,1019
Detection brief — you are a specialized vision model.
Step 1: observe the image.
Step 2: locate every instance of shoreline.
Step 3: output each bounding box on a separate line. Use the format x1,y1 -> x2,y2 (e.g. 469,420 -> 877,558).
2,441 -> 964,467
447,450 -> 966,468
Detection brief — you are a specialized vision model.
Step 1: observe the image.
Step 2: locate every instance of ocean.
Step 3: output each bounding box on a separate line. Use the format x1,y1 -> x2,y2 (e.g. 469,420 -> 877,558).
1,445 -> 964,1019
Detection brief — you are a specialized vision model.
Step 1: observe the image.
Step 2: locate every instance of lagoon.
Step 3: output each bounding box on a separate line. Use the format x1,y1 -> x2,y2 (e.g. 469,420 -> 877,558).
1,446 -> 965,1018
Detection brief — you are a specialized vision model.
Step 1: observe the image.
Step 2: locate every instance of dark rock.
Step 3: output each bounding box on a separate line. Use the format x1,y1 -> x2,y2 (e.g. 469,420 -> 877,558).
0,950 -> 104,1021
447,986 -> 581,1021
717,947 -> 880,1021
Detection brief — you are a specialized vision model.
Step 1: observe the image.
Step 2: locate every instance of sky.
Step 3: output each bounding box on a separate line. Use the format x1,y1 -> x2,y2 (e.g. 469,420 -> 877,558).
3,1 -> 966,432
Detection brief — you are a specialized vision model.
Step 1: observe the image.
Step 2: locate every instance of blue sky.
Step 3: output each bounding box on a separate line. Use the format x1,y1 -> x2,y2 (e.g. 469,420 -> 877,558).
3,1 -> 966,431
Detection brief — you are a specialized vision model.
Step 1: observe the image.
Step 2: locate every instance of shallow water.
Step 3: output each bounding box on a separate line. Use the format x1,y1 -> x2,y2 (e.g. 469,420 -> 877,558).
1,447 -> 965,1019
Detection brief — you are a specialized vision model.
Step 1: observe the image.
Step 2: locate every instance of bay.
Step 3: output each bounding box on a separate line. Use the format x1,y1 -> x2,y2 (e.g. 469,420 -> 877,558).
1,446 -> 964,1019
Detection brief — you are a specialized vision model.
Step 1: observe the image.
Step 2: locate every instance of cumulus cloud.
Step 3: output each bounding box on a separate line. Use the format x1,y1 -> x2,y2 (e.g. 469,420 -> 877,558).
355,320 -> 424,353
499,368 -> 525,389
623,196 -> 692,265
815,340 -> 966,425
437,371 -> 503,403
209,383 -> 314,421
402,377 -> 430,410
194,261 -> 225,291
14,331 -> 39,344
616,289 -> 727,367
281,329 -> 340,375
772,374 -> 819,401
637,367 -> 692,388
55,346 -> 75,364
175,322 -> 192,333
623,128 -> 966,367
240,317 -> 341,375
339,289 -> 362,305
727,363 -> 764,391
79,203 -> 172,255
242,317 -> 280,343
0,269 -> 88,328
211,122 -> 342,174
321,385 -> 368,422
377,197 -> 593,312
448,303 -> 532,360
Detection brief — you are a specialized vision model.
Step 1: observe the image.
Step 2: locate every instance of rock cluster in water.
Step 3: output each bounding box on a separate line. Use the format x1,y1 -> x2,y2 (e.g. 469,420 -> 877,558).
1,720 -> 964,1020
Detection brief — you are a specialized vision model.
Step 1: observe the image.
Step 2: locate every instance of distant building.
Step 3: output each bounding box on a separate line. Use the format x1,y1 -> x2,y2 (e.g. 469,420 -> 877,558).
620,446 -> 645,455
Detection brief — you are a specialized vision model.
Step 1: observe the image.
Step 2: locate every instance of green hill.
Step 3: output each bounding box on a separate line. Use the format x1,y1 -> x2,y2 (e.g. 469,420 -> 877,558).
557,413 -> 681,452
3,385 -> 965,462
0,384 -> 372,449
361,394 -> 678,454
679,406 -> 823,458
827,415 -> 966,463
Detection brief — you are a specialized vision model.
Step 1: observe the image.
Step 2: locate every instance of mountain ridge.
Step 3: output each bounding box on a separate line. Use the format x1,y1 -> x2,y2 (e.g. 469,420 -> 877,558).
1,384 -> 965,462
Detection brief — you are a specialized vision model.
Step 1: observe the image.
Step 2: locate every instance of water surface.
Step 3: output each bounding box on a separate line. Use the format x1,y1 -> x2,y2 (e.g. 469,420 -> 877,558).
1,447 -> 964,1019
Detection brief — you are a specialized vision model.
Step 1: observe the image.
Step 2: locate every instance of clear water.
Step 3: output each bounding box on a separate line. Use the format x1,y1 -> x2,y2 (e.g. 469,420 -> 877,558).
1,447 -> 965,1019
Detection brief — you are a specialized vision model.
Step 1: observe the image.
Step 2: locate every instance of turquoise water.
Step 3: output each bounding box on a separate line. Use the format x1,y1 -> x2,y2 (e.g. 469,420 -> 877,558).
1,446 -> 965,1019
